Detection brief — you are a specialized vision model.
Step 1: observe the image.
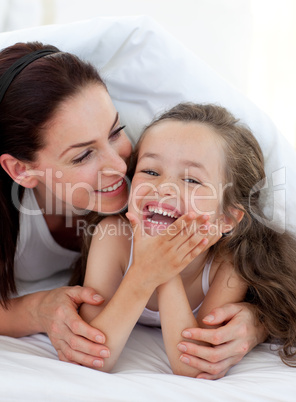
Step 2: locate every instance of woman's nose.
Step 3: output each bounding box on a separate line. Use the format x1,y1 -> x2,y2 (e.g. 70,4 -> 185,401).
101,148 -> 127,177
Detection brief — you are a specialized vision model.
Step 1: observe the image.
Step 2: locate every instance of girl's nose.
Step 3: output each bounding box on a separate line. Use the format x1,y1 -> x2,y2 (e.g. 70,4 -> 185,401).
156,181 -> 179,197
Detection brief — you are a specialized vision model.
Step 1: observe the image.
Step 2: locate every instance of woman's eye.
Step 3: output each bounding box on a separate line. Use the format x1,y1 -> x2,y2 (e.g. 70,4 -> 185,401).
184,178 -> 201,185
72,150 -> 93,165
109,125 -> 126,141
142,170 -> 159,176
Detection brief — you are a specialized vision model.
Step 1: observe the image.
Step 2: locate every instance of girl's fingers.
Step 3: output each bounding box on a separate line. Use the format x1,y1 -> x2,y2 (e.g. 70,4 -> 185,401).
175,220 -> 221,254
125,212 -> 144,241
180,238 -> 209,264
125,212 -> 140,233
166,213 -> 209,241
125,211 -> 215,282
176,230 -> 209,256
171,218 -> 212,262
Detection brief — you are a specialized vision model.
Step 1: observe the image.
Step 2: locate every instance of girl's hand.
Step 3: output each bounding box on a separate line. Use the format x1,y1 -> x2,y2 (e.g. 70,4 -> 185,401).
178,302 -> 268,379
36,286 -> 110,368
126,212 -> 212,288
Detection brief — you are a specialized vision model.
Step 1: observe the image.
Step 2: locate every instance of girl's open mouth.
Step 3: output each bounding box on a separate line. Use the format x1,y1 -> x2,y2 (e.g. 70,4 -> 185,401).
143,203 -> 181,227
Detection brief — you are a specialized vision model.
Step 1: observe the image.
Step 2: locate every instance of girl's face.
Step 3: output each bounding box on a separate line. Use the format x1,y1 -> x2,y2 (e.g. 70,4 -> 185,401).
128,120 -> 228,236
31,84 -> 132,215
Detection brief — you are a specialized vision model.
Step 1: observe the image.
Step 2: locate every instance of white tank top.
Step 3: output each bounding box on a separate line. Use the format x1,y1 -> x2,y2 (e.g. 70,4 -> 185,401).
125,238 -> 213,327
14,189 -> 80,282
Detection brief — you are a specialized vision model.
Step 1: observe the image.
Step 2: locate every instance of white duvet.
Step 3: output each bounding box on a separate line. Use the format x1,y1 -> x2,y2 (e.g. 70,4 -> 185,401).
0,15 -> 296,402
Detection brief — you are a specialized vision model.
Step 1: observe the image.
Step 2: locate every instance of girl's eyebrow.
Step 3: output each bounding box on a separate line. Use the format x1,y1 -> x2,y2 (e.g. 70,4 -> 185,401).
138,152 -> 159,161
139,152 -> 209,175
181,159 -> 209,175
59,112 -> 119,158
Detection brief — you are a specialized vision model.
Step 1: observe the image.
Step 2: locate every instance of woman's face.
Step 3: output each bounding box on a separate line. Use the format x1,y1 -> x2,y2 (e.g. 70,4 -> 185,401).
31,84 -> 132,215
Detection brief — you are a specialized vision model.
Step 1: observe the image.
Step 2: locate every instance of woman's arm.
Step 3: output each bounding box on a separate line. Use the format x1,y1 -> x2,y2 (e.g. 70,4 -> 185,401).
158,261 -> 247,377
179,303 -> 267,379
0,286 -> 109,368
80,212 -> 211,372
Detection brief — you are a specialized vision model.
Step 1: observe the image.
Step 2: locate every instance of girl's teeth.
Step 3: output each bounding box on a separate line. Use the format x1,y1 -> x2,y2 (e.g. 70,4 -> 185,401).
147,205 -> 179,219
147,217 -> 168,225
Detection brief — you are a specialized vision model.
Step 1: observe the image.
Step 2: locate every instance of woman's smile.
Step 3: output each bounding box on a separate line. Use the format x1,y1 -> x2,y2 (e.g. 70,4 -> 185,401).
95,178 -> 126,197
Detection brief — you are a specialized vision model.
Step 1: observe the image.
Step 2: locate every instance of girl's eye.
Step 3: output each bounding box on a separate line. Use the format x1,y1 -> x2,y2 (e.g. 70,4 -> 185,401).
109,125 -> 126,141
184,178 -> 202,185
72,150 -> 93,165
142,170 -> 159,176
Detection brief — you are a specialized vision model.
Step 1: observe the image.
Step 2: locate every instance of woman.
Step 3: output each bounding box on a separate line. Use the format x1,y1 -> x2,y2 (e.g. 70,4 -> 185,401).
0,41 -> 266,379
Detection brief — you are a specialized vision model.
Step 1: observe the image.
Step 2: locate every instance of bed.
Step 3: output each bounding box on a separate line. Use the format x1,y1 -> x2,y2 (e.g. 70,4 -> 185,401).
0,16 -> 296,401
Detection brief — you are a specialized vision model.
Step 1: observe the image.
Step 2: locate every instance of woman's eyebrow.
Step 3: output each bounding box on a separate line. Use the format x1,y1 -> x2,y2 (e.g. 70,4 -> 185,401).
59,112 -> 119,158
61,140 -> 96,155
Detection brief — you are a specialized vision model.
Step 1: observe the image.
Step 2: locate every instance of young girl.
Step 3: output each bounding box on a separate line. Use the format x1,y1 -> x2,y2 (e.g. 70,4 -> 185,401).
79,103 -> 296,377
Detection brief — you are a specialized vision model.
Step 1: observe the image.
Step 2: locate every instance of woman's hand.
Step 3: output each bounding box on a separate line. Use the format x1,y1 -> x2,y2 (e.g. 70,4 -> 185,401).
126,212 -> 212,289
178,303 -> 268,380
35,286 -> 110,368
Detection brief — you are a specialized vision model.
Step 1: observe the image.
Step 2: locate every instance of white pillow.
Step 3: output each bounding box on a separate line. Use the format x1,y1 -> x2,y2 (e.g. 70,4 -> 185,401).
0,16 -> 295,233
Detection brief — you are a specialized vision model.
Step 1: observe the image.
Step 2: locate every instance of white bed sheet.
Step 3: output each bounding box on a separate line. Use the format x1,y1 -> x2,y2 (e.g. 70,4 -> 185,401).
10,276 -> 292,402
1,15 -> 296,401
0,325 -> 295,402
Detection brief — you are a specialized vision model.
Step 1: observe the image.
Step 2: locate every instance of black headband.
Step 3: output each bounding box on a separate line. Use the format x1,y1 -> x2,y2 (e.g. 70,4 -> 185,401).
0,48 -> 58,104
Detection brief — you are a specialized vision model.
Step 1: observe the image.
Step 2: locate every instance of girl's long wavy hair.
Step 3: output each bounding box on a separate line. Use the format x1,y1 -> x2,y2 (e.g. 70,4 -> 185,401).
0,41 -> 106,307
129,103 -> 296,366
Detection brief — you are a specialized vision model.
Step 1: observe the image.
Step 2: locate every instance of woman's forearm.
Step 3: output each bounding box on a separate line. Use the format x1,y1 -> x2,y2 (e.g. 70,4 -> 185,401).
0,292 -> 44,337
89,264 -> 156,372
157,275 -> 201,377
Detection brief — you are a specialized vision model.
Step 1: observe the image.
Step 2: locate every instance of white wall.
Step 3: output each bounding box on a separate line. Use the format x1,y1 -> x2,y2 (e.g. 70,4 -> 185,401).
1,0 -> 295,147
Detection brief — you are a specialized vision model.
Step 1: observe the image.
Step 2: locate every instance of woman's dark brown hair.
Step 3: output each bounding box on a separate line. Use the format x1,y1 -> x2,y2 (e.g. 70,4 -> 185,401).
0,41 -> 106,307
131,103 -> 296,366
